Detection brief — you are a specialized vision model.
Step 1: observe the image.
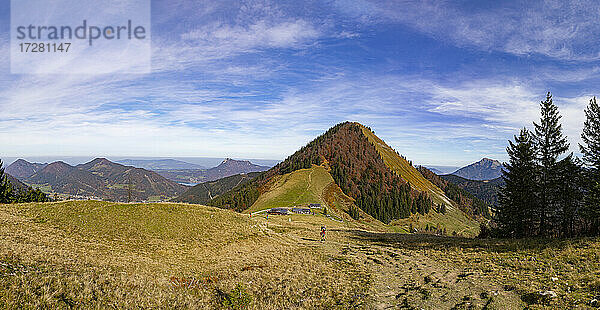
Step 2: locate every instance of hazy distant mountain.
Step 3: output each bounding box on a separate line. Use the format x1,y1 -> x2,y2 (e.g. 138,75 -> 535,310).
203,158 -> 269,181
156,158 -> 270,184
424,165 -> 460,175
6,159 -> 47,179
426,167 -> 445,175
452,158 -> 505,181
13,158 -> 187,201
116,159 -> 205,170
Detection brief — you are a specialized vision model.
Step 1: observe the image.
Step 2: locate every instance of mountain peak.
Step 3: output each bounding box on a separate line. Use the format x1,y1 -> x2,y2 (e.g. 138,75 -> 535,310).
453,158 -> 504,181
480,157 -> 499,164
90,158 -> 111,164
210,122 -> 455,221
47,161 -> 72,168
219,158 -> 264,170
41,161 -> 74,175
6,159 -> 48,179
221,158 -> 233,164
217,158 -> 254,167
80,158 -> 121,168
13,158 -> 31,164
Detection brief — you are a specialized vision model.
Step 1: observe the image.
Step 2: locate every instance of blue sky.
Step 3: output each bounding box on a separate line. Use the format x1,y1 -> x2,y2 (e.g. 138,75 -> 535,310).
1,0 -> 600,166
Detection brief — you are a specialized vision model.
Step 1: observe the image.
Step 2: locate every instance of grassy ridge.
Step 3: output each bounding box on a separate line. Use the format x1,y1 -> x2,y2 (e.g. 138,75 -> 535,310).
248,166 -> 333,212
359,125 -> 480,235
0,201 -> 371,309
390,206 -> 480,237
359,125 -> 451,206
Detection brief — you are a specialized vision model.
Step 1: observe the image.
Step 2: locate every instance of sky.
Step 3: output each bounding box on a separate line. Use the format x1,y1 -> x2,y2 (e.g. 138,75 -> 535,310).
1,0 -> 600,166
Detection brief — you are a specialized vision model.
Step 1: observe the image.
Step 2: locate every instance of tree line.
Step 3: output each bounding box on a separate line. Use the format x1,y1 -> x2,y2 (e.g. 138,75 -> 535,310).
0,160 -> 49,203
493,93 -> 600,238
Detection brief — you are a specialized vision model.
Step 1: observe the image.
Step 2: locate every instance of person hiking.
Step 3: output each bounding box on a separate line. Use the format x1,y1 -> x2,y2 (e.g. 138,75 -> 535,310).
320,226 -> 326,242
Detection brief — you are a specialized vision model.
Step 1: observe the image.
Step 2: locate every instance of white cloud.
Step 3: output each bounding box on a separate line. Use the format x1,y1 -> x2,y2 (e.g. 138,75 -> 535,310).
422,80 -> 590,156
180,19 -> 320,51
339,0 -> 600,61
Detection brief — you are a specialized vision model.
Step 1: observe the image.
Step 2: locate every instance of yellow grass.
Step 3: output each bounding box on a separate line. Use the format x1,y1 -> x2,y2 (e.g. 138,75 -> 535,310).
1,200 -> 598,309
249,166 -> 334,212
0,201 -> 370,309
359,124 -> 451,206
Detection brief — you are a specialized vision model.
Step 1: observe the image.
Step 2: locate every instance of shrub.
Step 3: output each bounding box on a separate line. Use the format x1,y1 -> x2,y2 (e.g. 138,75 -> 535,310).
219,283 -> 252,310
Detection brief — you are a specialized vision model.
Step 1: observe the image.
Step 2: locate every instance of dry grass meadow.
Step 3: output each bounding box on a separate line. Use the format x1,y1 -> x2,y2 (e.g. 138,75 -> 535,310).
0,200 -> 599,309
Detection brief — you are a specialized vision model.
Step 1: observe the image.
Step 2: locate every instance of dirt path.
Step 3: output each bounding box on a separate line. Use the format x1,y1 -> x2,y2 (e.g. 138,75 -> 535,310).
348,241 -> 521,309
291,169 -> 315,206
202,183 -> 214,200
281,225 -> 522,309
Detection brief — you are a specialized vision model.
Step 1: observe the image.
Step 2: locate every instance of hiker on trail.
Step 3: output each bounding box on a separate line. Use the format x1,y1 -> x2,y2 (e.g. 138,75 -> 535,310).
320,226 -> 326,242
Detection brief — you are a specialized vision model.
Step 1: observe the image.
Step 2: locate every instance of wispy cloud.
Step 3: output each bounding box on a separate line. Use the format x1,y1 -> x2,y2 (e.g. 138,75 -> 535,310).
181,19 -> 320,50
337,0 -> 600,61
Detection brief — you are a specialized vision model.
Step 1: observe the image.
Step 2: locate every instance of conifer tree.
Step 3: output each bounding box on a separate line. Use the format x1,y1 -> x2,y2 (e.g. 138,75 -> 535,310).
498,128 -> 538,237
555,155 -> 584,237
533,92 -> 570,236
0,160 -> 14,203
580,97 -> 600,234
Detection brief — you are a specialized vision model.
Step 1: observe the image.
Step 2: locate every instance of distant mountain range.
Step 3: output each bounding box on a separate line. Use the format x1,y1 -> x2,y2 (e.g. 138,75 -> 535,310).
451,158 -> 505,181
154,158 -> 270,184
116,159 -> 205,170
427,167 -> 445,175
424,165 -> 460,175
6,158 -> 187,201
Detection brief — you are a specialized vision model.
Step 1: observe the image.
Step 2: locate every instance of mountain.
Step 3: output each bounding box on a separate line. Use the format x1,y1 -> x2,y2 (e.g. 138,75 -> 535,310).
116,159 -> 205,170
203,158 -> 269,181
5,159 -> 47,179
208,122 -> 480,234
173,172 -> 262,204
20,158 -> 187,201
441,174 -> 504,206
155,158 -> 270,184
452,158 -> 505,180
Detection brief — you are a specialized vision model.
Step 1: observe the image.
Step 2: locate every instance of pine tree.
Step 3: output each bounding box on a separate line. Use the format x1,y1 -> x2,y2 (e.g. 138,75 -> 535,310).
0,160 -> 14,203
580,97 -> 600,234
533,92 -> 570,237
497,128 -> 538,237
555,155 -> 584,237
